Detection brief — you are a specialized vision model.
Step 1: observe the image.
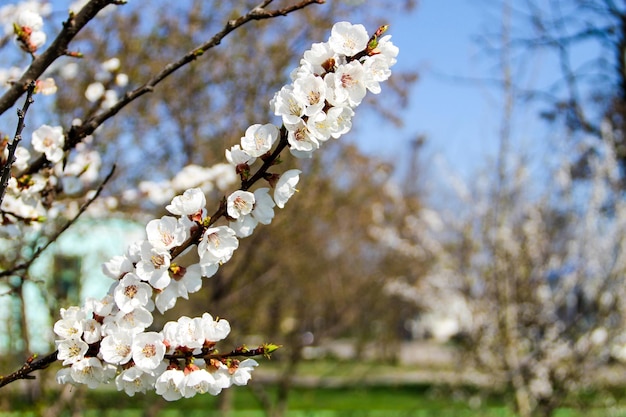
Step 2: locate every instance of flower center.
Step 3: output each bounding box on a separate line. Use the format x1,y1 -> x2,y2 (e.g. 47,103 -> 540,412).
341,73 -> 354,88
151,254 -> 166,268
69,344 -> 81,357
116,343 -> 131,357
288,98 -> 301,116
160,231 -> 174,246
307,90 -> 320,105
142,344 -> 157,358
124,284 -> 138,298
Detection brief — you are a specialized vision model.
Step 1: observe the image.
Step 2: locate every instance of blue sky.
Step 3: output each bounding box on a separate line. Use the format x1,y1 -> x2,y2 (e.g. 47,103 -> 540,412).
354,0 -> 556,181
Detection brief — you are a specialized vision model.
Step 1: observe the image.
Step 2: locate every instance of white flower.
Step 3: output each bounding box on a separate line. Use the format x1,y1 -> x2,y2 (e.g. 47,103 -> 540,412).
138,180 -> 175,205
13,146 -> 30,171
56,368 -> 75,385
328,21 -> 369,56
231,358 -> 258,386
115,73 -> 129,87
251,187 -> 275,225
200,313 -> 231,342
114,273 -> 153,313
208,163 -> 238,190
155,369 -> 185,401
306,111 -> 334,142
271,85 -> 304,125
101,57 -> 121,72
325,61 -> 366,107
16,10 -> 43,30
135,242 -> 171,290
285,118 -> 319,154
32,125 -> 64,163
227,190 -> 255,219
198,226 -> 239,264
309,105 -> 354,141
328,105 -> 354,138
198,258 -> 219,279
28,30 -> 46,49
53,316 -> 83,340
102,255 -> 133,280
62,148 -> 101,181
100,330 -> 133,365
70,357 -> 105,389
85,295 -> 115,317
377,34 -> 399,67
240,123 -> 279,157
59,62 -> 78,79
132,332 -> 166,372
125,240 -> 144,263
170,316 -> 204,349
161,321 -> 180,352
208,363 -> 232,394
155,264 -> 202,314
115,367 -> 155,396
82,319 -> 102,344
101,89 -> 118,109
145,216 -> 188,251
61,176 -> 82,195
363,54 -> 392,94
56,337 -> 89,365
35,77 -> 57,95
274,169 -> 301,208
85,82 -> 105,102
166,188 -> 206,216
183,369 -> 218,397
302,41 -> 337,74
225,144 -> 256,166
110,306 -> 153,334
293,73 -> 326,117
229,215 -> 258,238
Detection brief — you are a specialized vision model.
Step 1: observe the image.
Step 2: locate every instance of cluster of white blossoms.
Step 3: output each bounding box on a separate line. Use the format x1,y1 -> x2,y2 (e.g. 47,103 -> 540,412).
1,124 -> 102,230
272,21 -> 397,159
0,7 -> 105,231
52,21 -> 397,400
225,21 -> 397,237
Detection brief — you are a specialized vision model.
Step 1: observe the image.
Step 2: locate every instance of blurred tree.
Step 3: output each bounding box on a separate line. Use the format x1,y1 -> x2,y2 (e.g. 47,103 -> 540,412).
476,0 -> 626,183
371,3 -> 626,415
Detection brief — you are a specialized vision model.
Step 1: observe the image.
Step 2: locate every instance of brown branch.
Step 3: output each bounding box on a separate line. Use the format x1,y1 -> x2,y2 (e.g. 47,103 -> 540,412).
0,350 -> 58,388
24,0 -> 325,177
0,81 -> 36,206
165,343 -> 280,361
170,126 -> 290,260
0,0 -> 118,116
0,164 -> 116,278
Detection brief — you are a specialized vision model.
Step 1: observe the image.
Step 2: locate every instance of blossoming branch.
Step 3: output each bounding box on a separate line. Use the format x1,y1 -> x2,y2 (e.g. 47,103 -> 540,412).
0,12 -> 398,401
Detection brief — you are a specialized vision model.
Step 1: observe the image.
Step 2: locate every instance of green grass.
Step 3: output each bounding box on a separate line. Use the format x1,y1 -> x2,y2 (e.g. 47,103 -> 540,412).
5,383 -> 626,417
5,359 -> 626,416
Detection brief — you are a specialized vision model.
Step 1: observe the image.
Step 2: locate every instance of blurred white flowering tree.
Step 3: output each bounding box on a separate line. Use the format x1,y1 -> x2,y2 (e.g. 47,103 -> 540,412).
368,4 -> 626,415
374,113 -> 626,417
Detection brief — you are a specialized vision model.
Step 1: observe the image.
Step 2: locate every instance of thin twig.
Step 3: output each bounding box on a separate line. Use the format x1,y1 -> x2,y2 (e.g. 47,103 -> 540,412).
24,0 -> 325,176
0,81 -> 36,206
0,350 -> 58,388
0,0 -> 117,116
0,341 -> 274,389
0,165 -> 116,278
